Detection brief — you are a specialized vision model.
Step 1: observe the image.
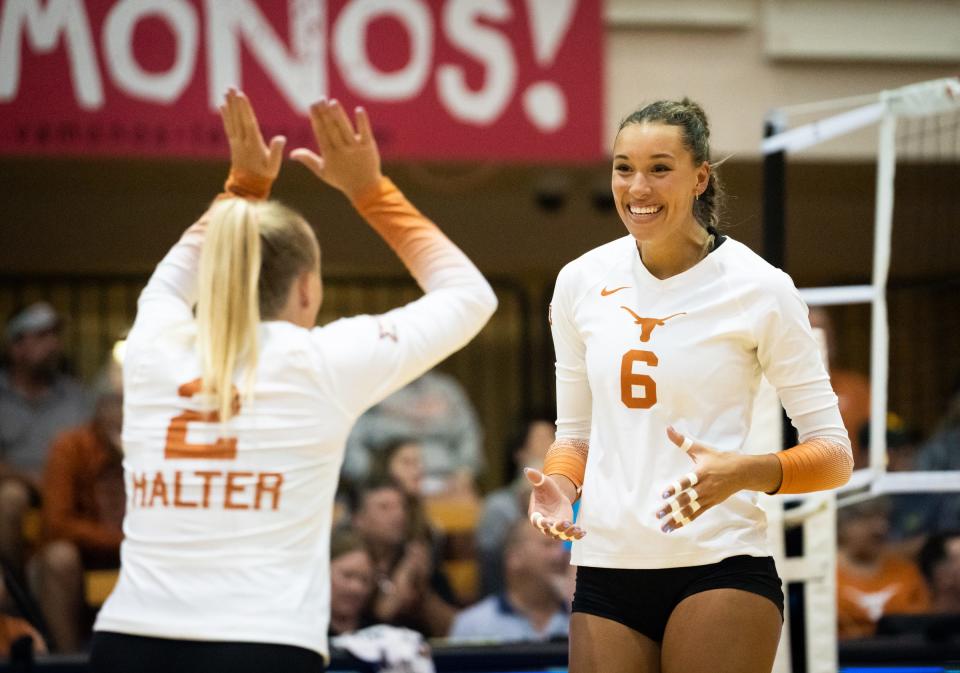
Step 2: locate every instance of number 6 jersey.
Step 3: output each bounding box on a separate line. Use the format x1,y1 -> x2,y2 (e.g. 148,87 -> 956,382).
551,234 -> 849,570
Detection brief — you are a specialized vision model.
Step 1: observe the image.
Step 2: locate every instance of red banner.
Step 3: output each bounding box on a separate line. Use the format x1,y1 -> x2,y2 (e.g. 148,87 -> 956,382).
0,0 -> 603,161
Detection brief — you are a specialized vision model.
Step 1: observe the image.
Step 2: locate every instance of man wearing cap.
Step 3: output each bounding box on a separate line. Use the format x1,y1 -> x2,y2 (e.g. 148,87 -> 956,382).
1,302 -> 90,575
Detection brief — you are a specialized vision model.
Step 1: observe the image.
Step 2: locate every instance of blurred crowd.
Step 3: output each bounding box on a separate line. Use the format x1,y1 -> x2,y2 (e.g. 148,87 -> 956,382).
1,301 -> 958,660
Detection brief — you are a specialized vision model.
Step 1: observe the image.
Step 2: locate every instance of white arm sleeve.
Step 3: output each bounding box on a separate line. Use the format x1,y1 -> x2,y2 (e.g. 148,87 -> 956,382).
757,272 -> 852,452
551,264 -> 592,441
126,214 -> 208,355
315,188 -> 497,418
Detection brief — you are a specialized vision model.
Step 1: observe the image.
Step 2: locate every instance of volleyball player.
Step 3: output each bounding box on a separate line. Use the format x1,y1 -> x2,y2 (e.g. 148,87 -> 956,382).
88,90 -> 496,672
525,99 -> 852,673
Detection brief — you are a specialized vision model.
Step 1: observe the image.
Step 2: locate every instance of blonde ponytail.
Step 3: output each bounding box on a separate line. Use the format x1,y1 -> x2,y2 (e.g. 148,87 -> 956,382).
197,198 -> 262,422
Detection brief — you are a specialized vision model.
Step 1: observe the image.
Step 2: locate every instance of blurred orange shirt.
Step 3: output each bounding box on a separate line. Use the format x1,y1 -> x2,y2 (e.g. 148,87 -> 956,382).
837,554 -> 930,639
41,423 -> 124,567
831,369 -> 870,467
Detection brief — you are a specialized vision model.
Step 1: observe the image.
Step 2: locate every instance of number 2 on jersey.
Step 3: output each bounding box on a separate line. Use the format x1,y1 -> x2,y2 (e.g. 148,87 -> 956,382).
620,349 -> 658,409
164,378 -> 240,459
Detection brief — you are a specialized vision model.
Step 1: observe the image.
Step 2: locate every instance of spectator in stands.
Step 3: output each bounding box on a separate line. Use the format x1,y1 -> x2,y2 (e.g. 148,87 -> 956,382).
476,415 -> 555,596
370,438 -> 434,542
449,518 -> 570,642
0,573 -> 47,659
343,370 -> 484,497
0,302 -> 90,575
328,529 -> 376,637
809,307 -> 871,468
918,531 -> 960,614
860,413 -> 931,557
914,377 -> 960,533
372,438 -> 425,498
858,413 -> 921,475
29,363 -> 125,653
836,497 -> 930,639
350,476 -> 458,637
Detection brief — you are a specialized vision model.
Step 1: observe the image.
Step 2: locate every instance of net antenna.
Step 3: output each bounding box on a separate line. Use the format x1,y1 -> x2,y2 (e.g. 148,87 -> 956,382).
756,77 -> 960,673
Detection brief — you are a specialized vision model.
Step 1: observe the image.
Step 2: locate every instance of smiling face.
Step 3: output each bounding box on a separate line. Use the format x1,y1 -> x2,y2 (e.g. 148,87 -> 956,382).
612,122 -> 709,245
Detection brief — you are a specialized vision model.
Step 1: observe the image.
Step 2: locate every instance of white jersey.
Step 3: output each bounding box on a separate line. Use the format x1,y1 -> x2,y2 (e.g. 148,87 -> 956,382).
551,235 -> 849,569
94,183 -> 497,659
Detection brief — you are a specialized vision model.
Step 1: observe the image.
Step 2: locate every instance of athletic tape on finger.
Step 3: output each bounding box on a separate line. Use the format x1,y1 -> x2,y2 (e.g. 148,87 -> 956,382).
530,512 -> 544,527
686,471 -> 699,487
679,515 -> 692,527
690,501 -> 701,514
526,468 -> 545,486
687,487 -> 699,502
670,480 -> 683,497
680,437 -> 693,452
668,498 -> 682,514
672,510 -> 685,525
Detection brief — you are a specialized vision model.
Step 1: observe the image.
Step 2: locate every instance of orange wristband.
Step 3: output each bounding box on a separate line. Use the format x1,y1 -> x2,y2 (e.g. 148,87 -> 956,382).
774,437 -> 853,494
543,438 -> 589,494
222,168 -> 272,200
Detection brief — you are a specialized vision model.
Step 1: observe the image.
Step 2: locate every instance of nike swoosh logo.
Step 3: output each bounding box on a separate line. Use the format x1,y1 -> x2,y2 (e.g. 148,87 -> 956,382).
601,286 -> 630,296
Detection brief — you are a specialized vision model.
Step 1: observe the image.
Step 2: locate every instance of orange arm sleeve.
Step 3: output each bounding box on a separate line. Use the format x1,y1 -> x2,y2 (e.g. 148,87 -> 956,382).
220,168 -> 272,200
350,177 -> 453,289
543,438 -> 589,493
773,437 -> 853,494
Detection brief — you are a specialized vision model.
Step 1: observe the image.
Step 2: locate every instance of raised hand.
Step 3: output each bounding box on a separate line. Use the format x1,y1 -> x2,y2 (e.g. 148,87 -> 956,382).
655,426 -> 746,533
218,88 -> 285,181
290,99 -> 383,200
526,468 -> 585,542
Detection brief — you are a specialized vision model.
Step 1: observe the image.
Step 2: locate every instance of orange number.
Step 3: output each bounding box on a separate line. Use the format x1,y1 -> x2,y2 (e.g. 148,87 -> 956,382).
164,378 -> 240,460
620,349 -> 658,409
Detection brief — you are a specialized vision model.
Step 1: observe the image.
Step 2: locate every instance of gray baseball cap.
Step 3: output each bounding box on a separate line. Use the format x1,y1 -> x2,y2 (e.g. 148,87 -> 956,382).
5,302 -> 61,343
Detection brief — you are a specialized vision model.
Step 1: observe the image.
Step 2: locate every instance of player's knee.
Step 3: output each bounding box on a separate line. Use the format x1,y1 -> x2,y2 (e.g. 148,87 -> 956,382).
0,479 -> 31,518
37,540 -> 83,578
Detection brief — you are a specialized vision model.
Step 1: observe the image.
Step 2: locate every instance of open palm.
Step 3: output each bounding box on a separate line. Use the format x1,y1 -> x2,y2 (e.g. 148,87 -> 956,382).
218,88 -> 285,181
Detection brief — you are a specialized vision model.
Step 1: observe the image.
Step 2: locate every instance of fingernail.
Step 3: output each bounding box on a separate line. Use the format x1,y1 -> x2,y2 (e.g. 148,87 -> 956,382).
662,490 -> 671,499
662,524 -> 672,533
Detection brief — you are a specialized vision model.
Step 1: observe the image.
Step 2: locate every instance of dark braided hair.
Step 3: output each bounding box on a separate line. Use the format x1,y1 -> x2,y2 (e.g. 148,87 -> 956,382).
618,98 -> 725,231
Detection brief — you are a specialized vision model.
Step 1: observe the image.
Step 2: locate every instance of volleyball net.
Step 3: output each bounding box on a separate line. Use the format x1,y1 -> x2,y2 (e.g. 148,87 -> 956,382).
756,77 -> 960,673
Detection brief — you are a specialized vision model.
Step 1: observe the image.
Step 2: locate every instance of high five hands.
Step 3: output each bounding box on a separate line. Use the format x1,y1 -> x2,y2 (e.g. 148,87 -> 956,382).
218,89 -> 383,200
656,426 -> 749,533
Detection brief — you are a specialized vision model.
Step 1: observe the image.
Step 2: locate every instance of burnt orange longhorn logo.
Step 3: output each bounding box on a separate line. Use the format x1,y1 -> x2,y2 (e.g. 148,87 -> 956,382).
620,306 -> 686,342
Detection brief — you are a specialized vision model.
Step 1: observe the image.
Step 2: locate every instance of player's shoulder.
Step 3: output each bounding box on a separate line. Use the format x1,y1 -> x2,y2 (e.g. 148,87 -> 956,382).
556,236 -> 634,298
302,314 -> 393,366
715,237 -> 797,292
562,235 -> 634,274
308,313 -> 378,344
713,238 -> 807,322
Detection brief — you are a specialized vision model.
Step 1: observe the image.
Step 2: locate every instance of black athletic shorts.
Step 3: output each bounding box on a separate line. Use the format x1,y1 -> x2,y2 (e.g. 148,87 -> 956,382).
90,631 -> 325,673
571,555 -> 784,643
